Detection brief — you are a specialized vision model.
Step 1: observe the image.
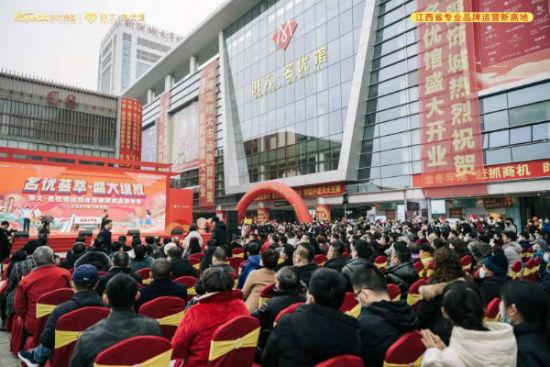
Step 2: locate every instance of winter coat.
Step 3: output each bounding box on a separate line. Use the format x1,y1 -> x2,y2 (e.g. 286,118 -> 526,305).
96,228 -> 112,253
261,303 -> 362,367
417,281 -> 454,344
387,261 -> 419,294
242,267 -> 277,312
342,258 -> 376,290
171,291 -> 249,367
421,322 -> 517,367
183,231 -> 203,255
514,322 -> 550,367
324,257 -> 348,272
96,267 -> 143,296
130,256 -> 154,272
170,258 -> 197,278
358,300 -> 418,367
476,275 -> 509,306
237,255 -> 261,289
211,221 -> 228,246
74,248 -> 110,272
293,263 -> 319,290
136,278 -> 187,309
503,242 -> 522,271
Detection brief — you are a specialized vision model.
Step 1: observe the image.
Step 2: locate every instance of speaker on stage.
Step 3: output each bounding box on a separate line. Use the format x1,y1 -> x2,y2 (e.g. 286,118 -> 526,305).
78,230 -> 93,237
127,229 -> 140,237
14,231 -> 29,239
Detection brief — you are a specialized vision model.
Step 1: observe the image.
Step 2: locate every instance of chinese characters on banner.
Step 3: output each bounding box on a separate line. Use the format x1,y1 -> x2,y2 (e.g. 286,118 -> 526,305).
119,98 -> 143,163
198,60 -> 218,208
417,0 -> 485,190
156,92 -> 171,163
254,183 -> 344,202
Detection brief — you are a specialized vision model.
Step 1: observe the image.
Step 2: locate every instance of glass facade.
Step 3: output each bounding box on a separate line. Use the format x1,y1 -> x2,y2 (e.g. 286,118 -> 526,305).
121,33 -> 132,91
223,0 -> 366,183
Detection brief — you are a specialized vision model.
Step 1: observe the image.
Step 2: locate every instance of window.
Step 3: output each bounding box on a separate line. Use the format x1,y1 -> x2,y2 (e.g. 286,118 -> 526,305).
509,126 -> 531,145
137,37 -> 171,53
509,100 -> 550,127
483,110 -> 508,131
508,83 -> 550,108
136,49 -> 161,63
489,130 -> 509,147
482,93 -> 507,113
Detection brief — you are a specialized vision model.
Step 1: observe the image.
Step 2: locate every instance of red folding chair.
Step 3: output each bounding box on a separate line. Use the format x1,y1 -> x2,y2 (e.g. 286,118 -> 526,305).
258,283 -> 276,309
188,252 -> 204,262
51,306 -> 109,367
509,260 -> 522,280
387,283 -> 401,302
374,255 -> 388,273
174,275 -> 198,300
138,296 -> 186,340
484,297 -> 501,322
232,247 -> 244,258
407,279 -> 429,309
208,315 -> 260,367
339,292 -> 359,318
275,302 -> 304,324
413,261 -> 424,276
135,268 -> 152,285
188,257 -> 201,271
94,335 -> 172,366
315,354 -> 364,367
314,254 -> 327,266
31,288 -> 75,347
229,257 -> 246,274
384,331 -> 425,366
461,255 -> 473,273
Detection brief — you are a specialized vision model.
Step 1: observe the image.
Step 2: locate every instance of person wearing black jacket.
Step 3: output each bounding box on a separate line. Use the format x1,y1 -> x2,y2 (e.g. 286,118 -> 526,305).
386,242 -> 418,295
352,267 -> 418,367
166,245 -> 196,278
211,216 -> 228,246
96,252 -> 142,296
292,243 -> 318,290
324,241 -> 348,272
477,249 -> 509,306
262,268 -> 361,367
74,243 -> 110,272
17,264 -> 104,366
0,221 -> 12,264
62,242 -> 87,270
136,259 -> 187,309
96,219 -> 113,253
252,266 -> 305,361
341,239 -> 376,291
501,281 -> 550,367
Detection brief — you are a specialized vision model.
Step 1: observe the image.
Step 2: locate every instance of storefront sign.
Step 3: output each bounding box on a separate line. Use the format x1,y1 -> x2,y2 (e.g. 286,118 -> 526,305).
483,197 -> 513,208
156,92 -> 170,163
119,97 -> 142,162
46,91 -> 77,109
198,60 -> 218,209
254,183 -> 344,202
273,19 -> 297,50
449,208 -> 463,218
417,0 -> 485,189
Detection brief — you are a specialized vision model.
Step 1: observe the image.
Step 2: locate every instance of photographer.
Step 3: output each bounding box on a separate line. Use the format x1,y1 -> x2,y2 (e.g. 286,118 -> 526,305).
0,221 -> 13,265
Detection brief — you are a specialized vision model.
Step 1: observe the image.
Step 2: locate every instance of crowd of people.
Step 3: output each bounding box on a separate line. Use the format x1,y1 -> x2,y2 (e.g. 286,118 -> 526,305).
0,213 -> 549,367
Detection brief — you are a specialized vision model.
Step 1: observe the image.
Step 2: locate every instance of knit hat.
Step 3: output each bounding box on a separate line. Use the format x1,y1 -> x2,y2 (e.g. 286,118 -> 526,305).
72,264 -> 98,285
483,251 -> 508,277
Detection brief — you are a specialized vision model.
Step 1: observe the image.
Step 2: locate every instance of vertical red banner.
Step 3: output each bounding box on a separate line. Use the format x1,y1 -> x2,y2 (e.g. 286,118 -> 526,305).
198,60 -> 218,209
156,92 -> 171,163
166,188 -> 194,232
416,0 -> 486,193
119,98 -> 142,162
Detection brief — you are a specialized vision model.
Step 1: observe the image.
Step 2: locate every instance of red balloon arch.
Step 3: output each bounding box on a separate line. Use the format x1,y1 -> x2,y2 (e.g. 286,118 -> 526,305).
236,181 -> 313,223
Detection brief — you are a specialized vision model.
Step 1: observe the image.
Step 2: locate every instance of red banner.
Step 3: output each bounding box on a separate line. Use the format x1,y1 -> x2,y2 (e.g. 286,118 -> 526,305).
414,159 -> 550,187
156,92 -> 170,163
198,60 -> 218,208
119,98 -> 142,163
254,183 -> 345,202
166,188 -> 193,232
417,0 -> 485,192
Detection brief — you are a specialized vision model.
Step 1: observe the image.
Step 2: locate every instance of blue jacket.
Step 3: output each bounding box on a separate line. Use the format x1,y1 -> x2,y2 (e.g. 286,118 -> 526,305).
237,255 -> 261,289
135,278 -> 187,309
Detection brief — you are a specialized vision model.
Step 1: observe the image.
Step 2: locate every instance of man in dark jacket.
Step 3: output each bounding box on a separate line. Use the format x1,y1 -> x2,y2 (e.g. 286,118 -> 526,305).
476,249 -> 509,306
69,274 -> 162,367
136,259 -> 187,309
0,221 -> 12,264
324,241 -> 348,272
341,239 -> 376,290
18,265 -> 104,366
62,242 -> 87,270
96,219 -> 113,253
74,243 -> 110,272
166,245 -> 196,278
352,267 -> 418,367
262,268 -> 361,367
292,243 -> 318,290
211,216 -> 228,246
253,266 -> 305,361
387,242 -> 418,295
96,252 -> 142,296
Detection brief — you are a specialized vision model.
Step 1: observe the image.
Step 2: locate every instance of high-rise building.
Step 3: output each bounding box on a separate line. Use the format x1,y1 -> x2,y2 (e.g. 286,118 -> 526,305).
97,21 -> 182,95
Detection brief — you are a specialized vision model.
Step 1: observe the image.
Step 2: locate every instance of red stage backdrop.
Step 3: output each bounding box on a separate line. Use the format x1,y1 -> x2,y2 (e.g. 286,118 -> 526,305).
166,188 -> 193,233
119,98 -> 143,162
198,59 -> 218,209
0,161 -> 167,234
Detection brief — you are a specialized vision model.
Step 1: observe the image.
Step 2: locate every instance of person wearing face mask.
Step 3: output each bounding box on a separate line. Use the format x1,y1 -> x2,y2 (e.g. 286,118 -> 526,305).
500,281 -> 550,367
352,267 -> 417,367
476,249 -> 509,306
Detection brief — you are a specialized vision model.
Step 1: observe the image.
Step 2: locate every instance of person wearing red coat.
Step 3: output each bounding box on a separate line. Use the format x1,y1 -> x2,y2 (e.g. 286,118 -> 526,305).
14,246 -> 72,335
172,267 -> 249,367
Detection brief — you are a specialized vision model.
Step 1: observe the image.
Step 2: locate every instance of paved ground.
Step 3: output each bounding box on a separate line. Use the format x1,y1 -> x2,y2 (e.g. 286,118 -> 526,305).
0,331 -> 19,367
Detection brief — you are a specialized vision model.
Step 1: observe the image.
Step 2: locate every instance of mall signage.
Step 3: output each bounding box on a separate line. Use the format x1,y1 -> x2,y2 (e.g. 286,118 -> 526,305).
273,19 -> 297,50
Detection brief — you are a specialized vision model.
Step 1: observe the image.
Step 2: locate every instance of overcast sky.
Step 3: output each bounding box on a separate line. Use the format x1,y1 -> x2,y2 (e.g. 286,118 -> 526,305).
0,0 -> 222,90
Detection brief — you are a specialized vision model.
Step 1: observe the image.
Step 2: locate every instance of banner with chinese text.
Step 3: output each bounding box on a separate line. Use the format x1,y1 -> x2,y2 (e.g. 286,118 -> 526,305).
417,0 -> 486,192
156,92 -> 171,163
0,161 -> 167,234
198,60 -> 218,208
119,98 -> 142,162
166,188 -> 193,232
253,183 -> 345,202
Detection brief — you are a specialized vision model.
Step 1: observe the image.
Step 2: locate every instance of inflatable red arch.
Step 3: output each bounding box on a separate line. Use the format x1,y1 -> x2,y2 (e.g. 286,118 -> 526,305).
237,181 -> 313,223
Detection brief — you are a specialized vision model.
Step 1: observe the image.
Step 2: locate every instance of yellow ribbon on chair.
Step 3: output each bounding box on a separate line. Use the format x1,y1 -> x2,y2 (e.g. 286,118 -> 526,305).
258,296 -> 268,308
94,349 -> 172,367
55,329 -> 82,349
36,303 -> 56,318
187,287 -> 196,296
193,263 -> 201,270
234,253 -> 244,258
391,294 -> 401,302
383,354 -> 423,367
509,270 -> 519,280
208,327 -> 260,361
142,278 -> 153,285
345,304 -> 361,318
157,311 -> 185,327
406,293 -> 422,306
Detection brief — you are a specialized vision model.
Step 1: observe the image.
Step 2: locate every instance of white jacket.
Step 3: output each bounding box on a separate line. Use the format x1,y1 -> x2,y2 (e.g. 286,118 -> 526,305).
421,322 -> 517,367
183,230 -> 203,256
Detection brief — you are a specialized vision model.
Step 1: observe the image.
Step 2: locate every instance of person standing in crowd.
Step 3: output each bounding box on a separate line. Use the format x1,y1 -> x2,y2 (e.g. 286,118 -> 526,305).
96,219 -> 113,253
166,245 -> 197,278
0,221 -> 12,266
14,246 -> 72,338
237,242 -> 262,288
502,231 -> 522,271
500,281 -> 550,367
352,267 -> 417,366
476,249 -> 509,306
62,242 -> 87,270
136,259 -> 187,309
37,221 -> 50,246
242,249 -> 279,312
387,241 -> 418,294
22,206 -> 32,232
421,282 -> 517,366
171,267 -> 249,367
74,240 -> 110,272
292,243 -> 318,290
200,239 -> 221,274
211,216 -> 228,247
341,239 -> 374,290
69,274 -> 162,367
96,252 -> 143,296
324,240 -> 348,272
183,224 -> 203,256
130,244 -> 154,272
262,268 -> 361,366
18,265 -> 104,366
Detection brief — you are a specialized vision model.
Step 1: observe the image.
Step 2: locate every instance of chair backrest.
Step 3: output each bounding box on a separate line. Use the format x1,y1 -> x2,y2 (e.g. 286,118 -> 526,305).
136,268 -> 152,284
138,296 -> 186,340
315,354 -> 364,367
94,335 -> 172,366
174,275 -> 198,299
34,288 -> 74,344
188,252 -> 204,262
521,247 -> 533,262
522,258 -> 538,282
258,283 -> 276,308
509,260 -> 522,280
232,247 -> 244,258
461,255 -> 473,273
275,302 -> 304,324
52,306 -> 109,367
229,257 -> 246,274
208,315 -> 260,367
314,254 -> 327,266
484,297 -> 501,322
387,283 -> 401,302
407,279 -> 428,309
384,331 -> 425,366
374,255 -> 388,273
339,292 -> 358,313
413,261 -> 424,275
188,257 -> 201,271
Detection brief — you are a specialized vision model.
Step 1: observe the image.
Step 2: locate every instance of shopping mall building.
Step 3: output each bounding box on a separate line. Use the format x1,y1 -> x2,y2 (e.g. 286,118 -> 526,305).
122,0 -> 550,226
